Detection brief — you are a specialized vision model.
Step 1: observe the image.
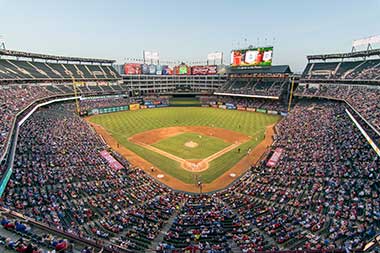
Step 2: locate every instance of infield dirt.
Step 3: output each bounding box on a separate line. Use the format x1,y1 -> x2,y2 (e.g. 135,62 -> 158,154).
87,118 -> 275,193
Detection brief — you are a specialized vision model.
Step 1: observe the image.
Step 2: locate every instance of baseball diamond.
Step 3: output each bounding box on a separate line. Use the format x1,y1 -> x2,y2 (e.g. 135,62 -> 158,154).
88,107 -> 280,189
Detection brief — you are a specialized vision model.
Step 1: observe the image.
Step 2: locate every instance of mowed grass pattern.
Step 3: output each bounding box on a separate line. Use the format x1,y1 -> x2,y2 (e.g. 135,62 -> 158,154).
152,132 -> 230,160
89,107 -> 280,183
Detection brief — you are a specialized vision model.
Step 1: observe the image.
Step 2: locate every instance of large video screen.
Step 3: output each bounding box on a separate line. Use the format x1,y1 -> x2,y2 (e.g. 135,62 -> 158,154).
231,47 -> 273,67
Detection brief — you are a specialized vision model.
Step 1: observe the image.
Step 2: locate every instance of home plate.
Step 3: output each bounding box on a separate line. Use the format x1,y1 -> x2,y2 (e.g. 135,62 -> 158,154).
230,173 -> 236,177
157,174 -> 164,179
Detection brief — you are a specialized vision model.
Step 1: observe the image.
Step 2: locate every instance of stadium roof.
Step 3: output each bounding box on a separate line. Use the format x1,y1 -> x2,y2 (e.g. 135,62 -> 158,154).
307,48 -> 380,61
228,65 -> 292,74
0,49 -> 115,64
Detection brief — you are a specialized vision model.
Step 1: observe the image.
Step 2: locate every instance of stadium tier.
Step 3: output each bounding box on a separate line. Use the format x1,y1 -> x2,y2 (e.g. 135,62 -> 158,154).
123,74 -> 226,95
295,84 -> 380,133
302,49 -> 380,82
0,48 -> 379,253
215,65 -> 292,99
0,49 -> 120,82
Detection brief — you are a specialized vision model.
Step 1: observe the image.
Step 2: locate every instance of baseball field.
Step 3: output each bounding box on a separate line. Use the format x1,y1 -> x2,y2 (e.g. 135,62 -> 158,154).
88,107 -> 280,192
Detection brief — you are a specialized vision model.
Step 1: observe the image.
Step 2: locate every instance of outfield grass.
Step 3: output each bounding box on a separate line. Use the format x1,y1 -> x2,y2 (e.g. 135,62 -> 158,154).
169,97 -> 200,105
89,107 -> 280,184
152,132 -> 230,160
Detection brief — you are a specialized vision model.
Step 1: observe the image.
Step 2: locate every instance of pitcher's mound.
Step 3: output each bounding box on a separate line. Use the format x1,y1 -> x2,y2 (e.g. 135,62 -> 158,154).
184,141 -> 199,148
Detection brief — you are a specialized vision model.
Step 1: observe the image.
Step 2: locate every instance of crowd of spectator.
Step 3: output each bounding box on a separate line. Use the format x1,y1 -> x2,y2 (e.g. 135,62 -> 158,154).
302,59 -> 380,81
0,90 -> 379,252
202,96 -> 288,112
0,85 -> 54,157
1,104 -> 186,251
219,79 -> 288,97
161,195 -> 234,252
0,83 -> 129,160
217,101 -> 379,252
295,84 -> 380,131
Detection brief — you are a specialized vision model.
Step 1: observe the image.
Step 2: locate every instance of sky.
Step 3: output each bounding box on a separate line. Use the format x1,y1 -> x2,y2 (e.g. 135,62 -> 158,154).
0,0 -> 379,72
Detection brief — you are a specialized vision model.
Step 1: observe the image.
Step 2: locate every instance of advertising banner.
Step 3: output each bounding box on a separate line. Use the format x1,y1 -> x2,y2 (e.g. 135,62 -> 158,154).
219,105 -> 227,109
280,112 -> 288,116
100,150 -> 124,170
144,51 -> 159,62
147,104 -> 156,108
211,104 -> 218,108
231,47 -> 273,67
156,65 -> 162,75
179,64 -> 189,75
267,110 -> 278,115
266,148 -> 284,167
191,65 -> 218,75
207,52 -> 223,61
246,108 -> 256,112
237,106 -> 246,111
256,108 -> 267,113
227,105 -> 236,110
124,63 -> 142,75
149,64 -> 157,75
162,65 -> 172,75
130,103 -> 140,111
89,105 -> 129,115
141,64 -> 150,74
140,105 -> 147,109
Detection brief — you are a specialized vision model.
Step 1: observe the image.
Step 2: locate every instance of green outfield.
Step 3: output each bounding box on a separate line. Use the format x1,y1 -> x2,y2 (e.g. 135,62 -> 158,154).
89,107 -> 280,184
152,132 -> 230,160
169,97 -> 201,105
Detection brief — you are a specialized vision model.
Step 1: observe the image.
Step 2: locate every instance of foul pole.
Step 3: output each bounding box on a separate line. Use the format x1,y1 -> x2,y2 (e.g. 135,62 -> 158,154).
71,79 -> 82,114
287,77 -> 295,113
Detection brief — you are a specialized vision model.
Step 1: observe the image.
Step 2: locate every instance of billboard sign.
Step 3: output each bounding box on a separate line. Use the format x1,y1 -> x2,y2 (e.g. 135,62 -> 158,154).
179,65 -> 188,75
141,64 -> 150,74
191,65 -> 218,75
207,52 -> 223,61
124,63 -> 141,75
353,35 -> 380,47
130,103 -> 140,111
148,64 -> 156,75
162,65 -> 172,75
231,47 -> 273,67
144,51 -> 159,62
156,65 -> 163,75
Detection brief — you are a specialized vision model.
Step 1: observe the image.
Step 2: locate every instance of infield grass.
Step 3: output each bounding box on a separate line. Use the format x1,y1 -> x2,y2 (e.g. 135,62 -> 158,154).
152,132 -> 230,160
89,107 -> 280,184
